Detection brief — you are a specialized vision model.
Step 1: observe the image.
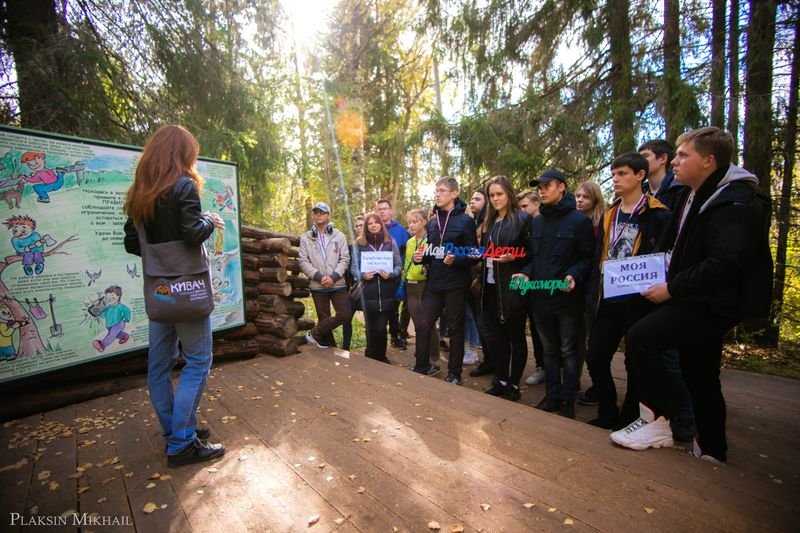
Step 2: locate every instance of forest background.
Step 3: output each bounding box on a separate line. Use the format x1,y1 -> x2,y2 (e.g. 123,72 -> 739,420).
1,0 -> 799,359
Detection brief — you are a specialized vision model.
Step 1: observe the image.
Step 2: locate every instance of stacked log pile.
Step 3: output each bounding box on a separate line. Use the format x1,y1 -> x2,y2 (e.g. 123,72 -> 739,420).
214,225 -> 312,357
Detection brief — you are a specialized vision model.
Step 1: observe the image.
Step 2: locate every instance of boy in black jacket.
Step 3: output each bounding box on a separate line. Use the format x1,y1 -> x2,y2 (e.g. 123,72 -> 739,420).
612,127 -> 773,464
411,177 -> 479,385
584,153 -> 671,429
515,169 -> 595,418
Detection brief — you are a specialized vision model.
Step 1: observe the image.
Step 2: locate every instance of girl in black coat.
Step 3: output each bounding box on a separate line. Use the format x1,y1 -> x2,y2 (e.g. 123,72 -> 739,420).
350,213 -> 402,362
478,176 -> 532,401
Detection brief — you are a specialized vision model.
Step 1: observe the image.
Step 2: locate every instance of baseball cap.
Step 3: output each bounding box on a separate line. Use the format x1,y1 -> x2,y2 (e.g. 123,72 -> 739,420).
529,169 -> 567,187
311,202 -> 331,213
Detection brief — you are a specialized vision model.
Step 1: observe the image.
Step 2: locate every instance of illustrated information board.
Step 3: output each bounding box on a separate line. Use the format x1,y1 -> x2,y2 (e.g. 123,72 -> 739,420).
0,126 -> 245,384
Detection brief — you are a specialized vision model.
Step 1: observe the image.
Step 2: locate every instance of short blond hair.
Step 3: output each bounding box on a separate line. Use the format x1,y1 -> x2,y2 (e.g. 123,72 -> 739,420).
676,127 -> 734,167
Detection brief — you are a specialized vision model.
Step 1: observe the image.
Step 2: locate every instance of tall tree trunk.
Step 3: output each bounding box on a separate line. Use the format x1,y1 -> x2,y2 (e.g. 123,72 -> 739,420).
608,0 -> 635,153
292,46 -> 313,229
743,0 -> 777,192
711,0 -> 727,127
433,54 -> 451,175
663,0 -> 682,143
770,8 -> 800,347
728,0 -> 741,162
2,0 -> 78,133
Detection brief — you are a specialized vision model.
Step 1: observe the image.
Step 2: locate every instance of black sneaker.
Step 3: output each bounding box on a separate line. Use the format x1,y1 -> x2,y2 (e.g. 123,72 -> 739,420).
588,416 -> 619,430
484,382 -> 508,396
444,372 -> 462,385
167,438 -> 225,468
502,386 -> 521,402
392,337 -> 408,350
671,419 -> 697,442
164,427 -> 211,452
577,386 -> 598,406
536,397 -> 561,412
412,364 -> 441,376
469,362 -> 494,377
558,401 -> 575,419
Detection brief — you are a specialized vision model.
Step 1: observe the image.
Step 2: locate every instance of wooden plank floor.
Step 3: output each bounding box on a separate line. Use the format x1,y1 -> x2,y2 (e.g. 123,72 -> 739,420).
0,344 -> 797,532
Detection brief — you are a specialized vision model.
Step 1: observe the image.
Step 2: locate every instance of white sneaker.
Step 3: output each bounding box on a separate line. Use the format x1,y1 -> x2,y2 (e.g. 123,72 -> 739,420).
463,349 -> 479,365
690,438 -> 725,465
610,403 -> 674,451
305,332 -> 329,349
525,367 -> 545,385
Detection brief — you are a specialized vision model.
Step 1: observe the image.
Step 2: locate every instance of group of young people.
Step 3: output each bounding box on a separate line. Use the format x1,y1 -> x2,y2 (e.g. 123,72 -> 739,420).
299,127 -> 772,464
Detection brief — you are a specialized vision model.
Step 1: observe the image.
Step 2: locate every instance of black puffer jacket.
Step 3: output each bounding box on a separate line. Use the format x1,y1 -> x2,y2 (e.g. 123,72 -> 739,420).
124,177 -> 215,256
520,193 -> 595,315
478,210 -> 531,322
420,198 -> 479,291
666,164 -> 773,320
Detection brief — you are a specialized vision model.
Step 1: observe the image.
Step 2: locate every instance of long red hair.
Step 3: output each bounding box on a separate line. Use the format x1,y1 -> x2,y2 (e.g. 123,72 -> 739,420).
356,212 -> 391,247
124,125 -> 204,224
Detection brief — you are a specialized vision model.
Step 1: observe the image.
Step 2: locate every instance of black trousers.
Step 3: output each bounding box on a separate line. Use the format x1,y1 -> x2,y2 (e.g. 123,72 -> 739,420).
478,284 -> 528,386
627,301 -> 736,461
364,307 -> 392,362
585,298 -> 650,422
414,287 -> 466,375
526,303 -> 544,368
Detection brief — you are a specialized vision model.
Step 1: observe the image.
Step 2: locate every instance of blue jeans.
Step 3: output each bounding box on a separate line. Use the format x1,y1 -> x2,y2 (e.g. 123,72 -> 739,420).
464,303 -> 480,348
33,171 -> 64,201
148,316 -> 213,455
534,312 -> 582,402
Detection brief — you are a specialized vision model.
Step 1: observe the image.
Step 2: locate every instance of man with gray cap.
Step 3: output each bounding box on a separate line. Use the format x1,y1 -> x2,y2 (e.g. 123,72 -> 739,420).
514,169 -> 595,418
299,202 -> 351,348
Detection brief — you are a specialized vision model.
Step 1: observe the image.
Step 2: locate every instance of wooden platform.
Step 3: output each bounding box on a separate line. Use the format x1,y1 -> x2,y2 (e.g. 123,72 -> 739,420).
0,346 -> 797,532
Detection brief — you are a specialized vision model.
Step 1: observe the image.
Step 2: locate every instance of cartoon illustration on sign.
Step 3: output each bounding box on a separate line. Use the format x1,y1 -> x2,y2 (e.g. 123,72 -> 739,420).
0,301 -> 29,361
88,285 -> 131,352
4,215 -> 55,276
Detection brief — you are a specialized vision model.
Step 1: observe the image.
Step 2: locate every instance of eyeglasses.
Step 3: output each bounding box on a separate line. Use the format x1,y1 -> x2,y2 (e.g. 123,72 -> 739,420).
434,188 -> 453,196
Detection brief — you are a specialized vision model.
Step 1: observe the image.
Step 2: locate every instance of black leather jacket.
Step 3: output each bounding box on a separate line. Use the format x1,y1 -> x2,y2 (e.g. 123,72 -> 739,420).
124,177 -> 214,256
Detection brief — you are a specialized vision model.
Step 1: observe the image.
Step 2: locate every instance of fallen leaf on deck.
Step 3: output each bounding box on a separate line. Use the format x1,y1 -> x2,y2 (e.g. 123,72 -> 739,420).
451,525 -> 465,532
307,514 -> 320,526
428,521 -> 441,530
329,412 -> 338,416
197,490 -> 204,494
326,476 -> 333,481
564,518 -> 574,525
37,470 -> 51,481
143,503 -> 158,514
101,477 -> 118,485
0,458 -> 28,473
160,504 -> 167,509
207,468 -> 218,473
159,475 -> 172,481
348,474 -> 356,480
644,507 -> 655,514
78,485 -> 90,494
124,472 -> 134,478
317,464 -> 326,469
548,508 -> 557,512
480,503 -> 491,511
308,456 -> 316,461
146,483 -> 156,489
357,486 -> 366,494
48,481 -> 60,491
149,473 -> 161,479
523,503 -> 535,509
335,518 -> 345,525
60,509 -> 76,518
425,417 -> 434,422
97,497 -> 106,503
361,437 -> 371,442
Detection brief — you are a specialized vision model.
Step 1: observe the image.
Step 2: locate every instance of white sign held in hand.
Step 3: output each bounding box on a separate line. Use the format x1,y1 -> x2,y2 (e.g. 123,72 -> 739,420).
360,251 -> 393,273
603,253 -> 667,299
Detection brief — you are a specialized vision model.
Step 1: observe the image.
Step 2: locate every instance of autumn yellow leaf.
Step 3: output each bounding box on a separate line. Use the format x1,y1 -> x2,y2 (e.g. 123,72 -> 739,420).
143,502 -> 158,514
427,521 -> 441,530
